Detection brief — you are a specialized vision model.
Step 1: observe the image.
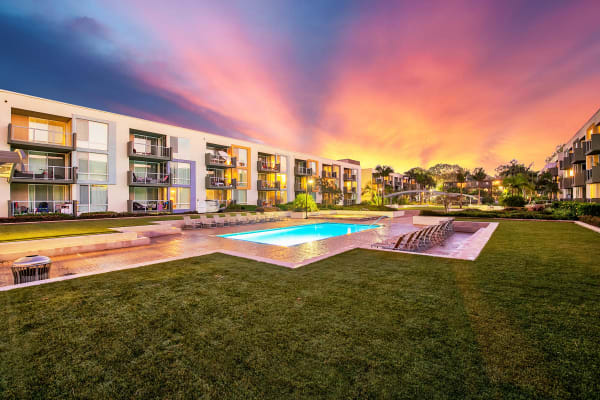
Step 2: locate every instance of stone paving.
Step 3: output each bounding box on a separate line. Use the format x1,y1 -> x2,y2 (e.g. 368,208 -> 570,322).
0,216 -> 497,290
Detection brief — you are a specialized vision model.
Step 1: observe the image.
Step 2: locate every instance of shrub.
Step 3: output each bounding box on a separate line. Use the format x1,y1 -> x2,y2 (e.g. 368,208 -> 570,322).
419,209 -> 576,220
551,201 -> 600,217
293,194 -> 318,212
579,215 -> 600,227
501,195 -> 526,207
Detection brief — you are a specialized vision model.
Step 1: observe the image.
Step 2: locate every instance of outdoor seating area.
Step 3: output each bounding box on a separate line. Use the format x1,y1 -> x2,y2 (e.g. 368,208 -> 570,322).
183,212 -> 287,229
371,219 -> 454,252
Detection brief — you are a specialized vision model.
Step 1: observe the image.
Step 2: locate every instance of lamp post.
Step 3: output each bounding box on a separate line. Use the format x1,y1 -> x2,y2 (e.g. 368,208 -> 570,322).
305,179 -> 313,219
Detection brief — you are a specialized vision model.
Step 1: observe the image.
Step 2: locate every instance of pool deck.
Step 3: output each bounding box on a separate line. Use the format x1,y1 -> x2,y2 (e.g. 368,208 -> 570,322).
0,215 -> 497,290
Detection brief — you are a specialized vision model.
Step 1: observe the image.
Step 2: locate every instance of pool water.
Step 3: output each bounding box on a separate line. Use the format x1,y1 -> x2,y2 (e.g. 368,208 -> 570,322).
218,222 -> 379,247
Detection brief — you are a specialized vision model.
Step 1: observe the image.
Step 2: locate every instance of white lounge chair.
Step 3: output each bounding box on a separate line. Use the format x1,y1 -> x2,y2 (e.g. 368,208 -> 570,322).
182,215 -> 202,229
200,215 -> 217,228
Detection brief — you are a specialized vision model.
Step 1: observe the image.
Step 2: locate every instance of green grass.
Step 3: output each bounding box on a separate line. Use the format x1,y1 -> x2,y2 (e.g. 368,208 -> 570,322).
0,215 -> 185,242
0,220 -> 599,398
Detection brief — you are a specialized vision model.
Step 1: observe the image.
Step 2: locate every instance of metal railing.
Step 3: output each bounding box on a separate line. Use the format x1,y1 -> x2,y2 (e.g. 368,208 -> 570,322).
295,166 -> 312,175
129,171 -> 170,185
9,200 -> 75,216
128,199 -> 172,213
129,141 -> 171,158
205,153 -> 236,167
257,180 -> 280,190
206,176 -> 236,189
12,165 -> 75,181
257,161 -> 280,172
9,125 -> 74,147
343,174 -> 357,181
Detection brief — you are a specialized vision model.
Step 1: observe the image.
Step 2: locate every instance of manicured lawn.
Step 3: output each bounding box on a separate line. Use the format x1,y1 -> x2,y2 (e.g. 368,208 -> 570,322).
0,221 -> 598,398
0,215 -> 185,242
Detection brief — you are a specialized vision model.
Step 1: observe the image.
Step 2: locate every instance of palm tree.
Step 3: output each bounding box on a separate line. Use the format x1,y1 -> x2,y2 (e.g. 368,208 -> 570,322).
373,165 -> 394,206
503,173 -> 532,197
454,167 -> 470,208
471,167 -> 487,204
361,184 -> 378,205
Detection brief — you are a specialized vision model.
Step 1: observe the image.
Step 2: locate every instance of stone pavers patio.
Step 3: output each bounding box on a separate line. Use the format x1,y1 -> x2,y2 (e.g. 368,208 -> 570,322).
0,215 -> 496,290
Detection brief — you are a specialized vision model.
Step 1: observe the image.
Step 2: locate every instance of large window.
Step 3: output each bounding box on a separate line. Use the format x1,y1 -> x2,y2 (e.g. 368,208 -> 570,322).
78,152 -> 108,181
235,148 -> 248,167
233,189 -> 247,204
170,187 -> 191,210
79,185 -> 108,213
171,162 -> 191,185
236,169 -> 247,187
77,119 -> 108,150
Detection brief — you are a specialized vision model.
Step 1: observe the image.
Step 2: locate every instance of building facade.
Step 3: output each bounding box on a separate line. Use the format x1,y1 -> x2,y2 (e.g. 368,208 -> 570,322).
0,90 -> 361,217
360,168 -> 420,203
546,108 -> 600,202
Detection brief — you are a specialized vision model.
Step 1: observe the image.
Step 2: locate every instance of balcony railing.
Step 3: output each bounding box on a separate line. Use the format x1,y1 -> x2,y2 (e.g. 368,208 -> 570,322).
127,171 -> 170,186
127,141 -> 172,161
8,200 -> 76,217
257,161 -> 280,173
205,176 -> 236,189
343,187 -> 357,194
295,166 -> 312,176
8,124 -> 76,152
322,171 -> 333,178
343,174 -> 357,181
257,180 -> 281,191
560,177 -> 573,189
587,166 -> 600,183
294,182 -> 306,192
128,199 -> 172,213
11,165 -> 76,183
571,146 -> 586,164
573,171 -> 586,186
585,134 -> 600,155
205,153 -> 236,168
559,157 -> 572,170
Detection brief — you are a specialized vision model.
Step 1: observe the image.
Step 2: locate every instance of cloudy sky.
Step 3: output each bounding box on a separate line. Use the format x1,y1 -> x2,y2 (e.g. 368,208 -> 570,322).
2,0 -> 600,172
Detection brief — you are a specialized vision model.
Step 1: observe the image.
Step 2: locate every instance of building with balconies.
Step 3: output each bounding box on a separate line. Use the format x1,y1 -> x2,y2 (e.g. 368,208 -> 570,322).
0,90 -> 362,216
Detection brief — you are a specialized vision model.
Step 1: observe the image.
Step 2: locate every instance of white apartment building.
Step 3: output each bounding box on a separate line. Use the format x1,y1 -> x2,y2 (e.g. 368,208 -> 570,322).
0,90 -> 361,217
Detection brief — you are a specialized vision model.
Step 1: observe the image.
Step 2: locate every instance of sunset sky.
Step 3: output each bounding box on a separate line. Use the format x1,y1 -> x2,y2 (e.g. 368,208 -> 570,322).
1,0 -> 600,172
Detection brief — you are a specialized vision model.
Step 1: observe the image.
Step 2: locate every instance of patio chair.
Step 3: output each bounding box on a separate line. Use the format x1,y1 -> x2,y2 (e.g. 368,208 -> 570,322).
214,216 -> 226,227
246,214 -> 257,224
256,213 -> 266,223
200,215 -> 217,228
265,212 -> 277,222
225,214 -> 239,225
182,215 -> 201,229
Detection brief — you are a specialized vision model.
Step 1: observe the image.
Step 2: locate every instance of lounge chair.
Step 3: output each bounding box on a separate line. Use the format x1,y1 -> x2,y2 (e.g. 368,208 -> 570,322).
182,215 -> 202,229
200,215 -> 217,228
214,216 -> 226,227
247,214 -> 257,224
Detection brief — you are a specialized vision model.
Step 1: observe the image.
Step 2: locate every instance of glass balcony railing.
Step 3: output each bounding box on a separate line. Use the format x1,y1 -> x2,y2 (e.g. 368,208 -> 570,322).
12,165 -> 76,183
8,124 -> 75,151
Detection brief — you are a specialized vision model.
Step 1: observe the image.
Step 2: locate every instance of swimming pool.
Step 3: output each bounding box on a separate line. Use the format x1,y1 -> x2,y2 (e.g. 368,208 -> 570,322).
218,222 -> 380,246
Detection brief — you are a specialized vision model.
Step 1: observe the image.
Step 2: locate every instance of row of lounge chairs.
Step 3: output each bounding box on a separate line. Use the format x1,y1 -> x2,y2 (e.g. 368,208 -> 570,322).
372,220 -> 454,252
183,212 -> 286,229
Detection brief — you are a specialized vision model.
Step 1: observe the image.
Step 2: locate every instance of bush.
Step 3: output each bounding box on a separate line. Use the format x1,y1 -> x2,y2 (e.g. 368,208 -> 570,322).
579,215 -> 600,227
419,209 -> 576,220
501,195 -> 526,207
225,204 -> 257,212
552,201 -> 600,217
293,194 -> 318,212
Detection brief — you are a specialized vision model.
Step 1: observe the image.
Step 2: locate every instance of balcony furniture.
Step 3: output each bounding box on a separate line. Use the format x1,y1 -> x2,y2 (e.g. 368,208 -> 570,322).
257,161 -> 280,172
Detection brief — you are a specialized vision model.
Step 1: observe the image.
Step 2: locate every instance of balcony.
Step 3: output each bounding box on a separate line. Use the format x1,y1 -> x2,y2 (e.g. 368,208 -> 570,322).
205,176 -> 236,190
548,167 -> 558,177
294,182 -> 306,192
257,180 -> 281,191
205,153 -> 236,168
11,165 -> 77,184
343,174 -> 357,182
322,170 -> 334,178
257,161 -> 280,173
573,171 -> 586,186
127,141 -> 172,161
571,146 -> 586,164
295,166 -> 312,176
585,134 -> 600,155
343,187 -> 357,194
8,123 -> 75,153
128,199 -> 172,213
8,200 -> 77,217
559,156 -> 571,170
560,177 -> 573,189
586,166 -> 600,184
127,171 -> 170,187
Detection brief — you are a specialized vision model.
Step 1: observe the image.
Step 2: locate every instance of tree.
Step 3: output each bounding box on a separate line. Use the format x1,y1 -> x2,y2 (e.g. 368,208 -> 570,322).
428,163 -> 461,189
471,167 -> 488,204
293,193 -> 318,212
361,183 -> 379,205
502,173 -> 533,198
316,177 -> 342,206
495,159 -> 533,178
405,167 -> 435,204
454,167 -> 470,209
373,165 -> 394,206
535,171 -> 559,200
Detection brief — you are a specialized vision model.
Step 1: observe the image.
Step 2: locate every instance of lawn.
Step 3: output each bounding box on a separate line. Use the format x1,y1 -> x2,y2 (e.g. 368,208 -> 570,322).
0,220 -> 598,398
0,215 -> 185,242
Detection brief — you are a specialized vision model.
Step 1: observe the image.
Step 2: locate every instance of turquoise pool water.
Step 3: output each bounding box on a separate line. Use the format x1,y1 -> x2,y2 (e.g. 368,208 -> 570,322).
218,222 -> 379,247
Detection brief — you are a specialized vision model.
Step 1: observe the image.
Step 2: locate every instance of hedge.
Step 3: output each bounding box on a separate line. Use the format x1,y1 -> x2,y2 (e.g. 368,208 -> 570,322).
552,201 -> 600,217
0,211 -> 195,224
419,209 -> 576,220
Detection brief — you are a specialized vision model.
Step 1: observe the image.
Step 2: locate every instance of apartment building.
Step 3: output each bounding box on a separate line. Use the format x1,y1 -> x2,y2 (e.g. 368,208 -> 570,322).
360,168 -> 419,203
0,90 -> 361,217
547,108 -> 600,202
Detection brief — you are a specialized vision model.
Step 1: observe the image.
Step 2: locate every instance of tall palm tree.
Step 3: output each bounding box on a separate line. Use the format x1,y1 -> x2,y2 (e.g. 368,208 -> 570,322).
374,165 -> 394,206
454,168 -> 469,208
361,184 -> 378,205
471,167 -> 487,204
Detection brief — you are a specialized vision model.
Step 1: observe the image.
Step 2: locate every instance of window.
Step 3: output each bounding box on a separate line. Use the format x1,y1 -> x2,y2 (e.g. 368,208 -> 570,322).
171,162 -> 191,185
77,119 -> 108,150
29,117 -> 66,145
173,137 -> 190,159
78,152 -> 108,181
170,187 -> 191,210
278,155 -> 287,172
79,185 -> 108,213
237,169 -> 247,187
233,189 -> 247,204
235,148 -> 248,167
